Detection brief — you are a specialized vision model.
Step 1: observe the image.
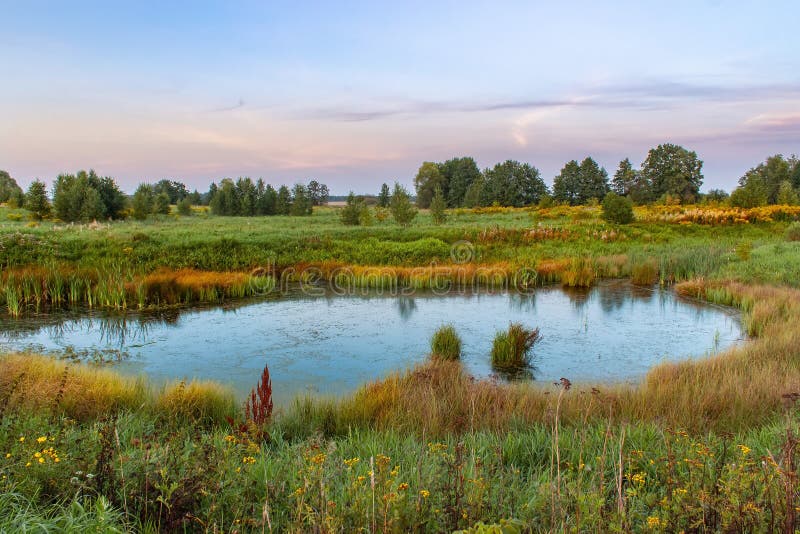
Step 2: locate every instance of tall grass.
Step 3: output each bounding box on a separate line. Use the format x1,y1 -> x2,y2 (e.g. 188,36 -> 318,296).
490,323 -> 542,370
430,324 -> 462,360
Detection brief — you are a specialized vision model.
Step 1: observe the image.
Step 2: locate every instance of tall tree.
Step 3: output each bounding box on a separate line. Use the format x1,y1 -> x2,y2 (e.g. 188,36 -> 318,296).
306,180 -> 329,206
132,184 -> 155,220
482,160 -> 547,207
209,179 -> 240,216
414,162 -> 446,208
275,185 -> 292,215
153,192 -> 171,215
52,170 -> 125,222
463,176 -> 485,208
611,158 -> 637,196
24,180 -> 51,220
577,157 -> 609,203
390,183 -> 417,226
429,185 -> 447,225
153,179 -> 189,203
552,160 -> 582,205
640,144 -> 704,203
737,155 -> 793,204
378,183 -> 391,207
290,184 -> 313,216
439,157 -> 481,207
0,170 -> 23,204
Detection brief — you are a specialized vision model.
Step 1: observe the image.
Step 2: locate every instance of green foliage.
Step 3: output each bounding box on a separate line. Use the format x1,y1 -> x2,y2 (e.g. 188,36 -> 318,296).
23,180 -> 51,220
306,179 -> 329,206
553,157 -> 609,205
340,192 -> 363,225
430,324 -> 461,360
153,179 -> 189,204
429,185 -> 447,225
601,192 -> 634,224
440,156 -> 481,207
52,170 -> 126,222
176,197 -> 193,216
275,185 -> 292,215
289,184 -> 313,216
0,170 -> 23,204
463,176 -> 485,207
490,323 -> 542,370
390,183 -> 417,226
639,143 -> 704,203
132,184 -> 155,220
704,189 -> 729,203
482,160 -> 548,207
378,182 -> 391,207
730,177 -> 768,208
738,154 -> 793,204
414,161 -> 445,208
611,158 -> 637,196
154,192 -> 171,215
776,180 -> 799,205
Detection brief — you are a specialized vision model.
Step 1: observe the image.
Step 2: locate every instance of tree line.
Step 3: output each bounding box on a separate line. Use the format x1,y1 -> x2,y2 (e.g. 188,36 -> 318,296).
0,172 -> 330,222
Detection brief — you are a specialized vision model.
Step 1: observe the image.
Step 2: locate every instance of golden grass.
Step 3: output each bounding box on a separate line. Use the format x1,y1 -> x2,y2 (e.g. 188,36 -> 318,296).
0,353 -> 237,424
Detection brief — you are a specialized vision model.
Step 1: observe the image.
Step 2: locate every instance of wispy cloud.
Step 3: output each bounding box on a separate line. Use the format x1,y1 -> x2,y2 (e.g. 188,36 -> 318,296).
206,98 -> 245,113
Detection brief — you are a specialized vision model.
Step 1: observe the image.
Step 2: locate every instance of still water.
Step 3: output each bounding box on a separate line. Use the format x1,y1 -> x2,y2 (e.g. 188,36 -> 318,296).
0,281 -> 741,403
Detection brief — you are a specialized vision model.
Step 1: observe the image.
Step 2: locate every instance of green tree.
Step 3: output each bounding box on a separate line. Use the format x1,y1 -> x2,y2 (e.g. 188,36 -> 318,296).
738,155 -> 793,204
553,158 -> 608,205
730,177 -> 768,208
482,160 -> 547,207
463,176 -> 485,208
704,189 -> 729,204
24,180 -> 51,220
236,177 -> 258,216
439,157 -> 481,207
414,162 -> 446,208
257,183 -> 277,215
209,179 -> 240,216
132,184 -> 155,220
640,144 -> 704,203
290,184 -> 312,216
378,183 -> 391,207
552,160 -> 581,205
153,192 -> 171,215
0,170 -> 23,204
52,170 -> 126,221
390,183 -> 417,226
611,158 -> 637,196
275,185 -> 292,215
776,180 -> 799,205
307,180 -> 329,206
153,180 -> 188,204
340,192 -> 363,225
177,197 -> 193,216
601,192 -> 634,224
429,185 -> 447,224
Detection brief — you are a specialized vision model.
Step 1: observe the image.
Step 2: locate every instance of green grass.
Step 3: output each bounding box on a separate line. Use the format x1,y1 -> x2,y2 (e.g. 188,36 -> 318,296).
430,324 -> 462,360
490,323 -> 542,370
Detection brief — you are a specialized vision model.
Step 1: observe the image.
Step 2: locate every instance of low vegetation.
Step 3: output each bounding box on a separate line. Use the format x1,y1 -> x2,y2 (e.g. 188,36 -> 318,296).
430,324 -> 462,361
490,323 -> 542,371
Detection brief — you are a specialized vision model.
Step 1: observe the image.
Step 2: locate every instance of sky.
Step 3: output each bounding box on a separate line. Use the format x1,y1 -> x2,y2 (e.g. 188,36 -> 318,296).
1,0 -> 799,195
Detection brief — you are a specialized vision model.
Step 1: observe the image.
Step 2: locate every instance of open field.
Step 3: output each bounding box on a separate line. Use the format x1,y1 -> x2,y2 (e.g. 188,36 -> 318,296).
1,204 -> 800,531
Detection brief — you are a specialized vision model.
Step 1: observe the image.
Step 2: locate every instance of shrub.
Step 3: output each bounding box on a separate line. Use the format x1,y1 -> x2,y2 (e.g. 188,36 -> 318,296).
390,182 -> 417,226
490,323 -> 542,369
430,325 -> 462,360
786,222 -> 800,242
177,197 -> 193,216
601,192 -> 634,224
340,192 -> 363,225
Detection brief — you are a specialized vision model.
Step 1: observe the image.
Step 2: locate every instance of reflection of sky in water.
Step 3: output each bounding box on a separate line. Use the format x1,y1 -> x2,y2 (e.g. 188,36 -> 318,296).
0,281 -> 742,404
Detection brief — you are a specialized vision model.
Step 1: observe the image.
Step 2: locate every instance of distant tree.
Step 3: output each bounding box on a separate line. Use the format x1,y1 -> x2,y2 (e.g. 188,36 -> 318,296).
0,170 -> 23,204
390,183 -> 417,226
738,155 -> 793,204
187,190 -> 203,206
275,185 -> 292,215
153,179 -> 189,204
290,184 -> 313,216
611,158 -> 637,196
378,183 -> 391,207
205,182 -> 218,205
236,177 -> 258,216
482,160 -> 547,207
177,197 -> 193,216
552,160 -> 581,205
791,157 -> 800,190
154,192 -> 171,215
704,189 -> 729,204
257,183 -> 277,215
463,176 -> 485,208
776,180 -> 799,205
24,180 -> 51,220
53,170 -> 125,222
439,157 -> 481,207
209,179 -> 240,216
429,185 -> 447,225
340,192 -> 362,225
601,192 -> 634,224
414,162 -> 446,208
307,180 -> 329,206
132,184 -> 155,220
640,144 -> 704,203
730,177 -> 768,208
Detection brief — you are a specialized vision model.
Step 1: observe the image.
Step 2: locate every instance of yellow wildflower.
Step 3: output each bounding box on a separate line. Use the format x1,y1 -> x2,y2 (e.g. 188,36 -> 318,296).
36,436 -> 47,444
398,482 -> 409,491
343,457 -> 360,468
738,444 -> 751,456
419,490 -> 430,498
646,516 -> 664,529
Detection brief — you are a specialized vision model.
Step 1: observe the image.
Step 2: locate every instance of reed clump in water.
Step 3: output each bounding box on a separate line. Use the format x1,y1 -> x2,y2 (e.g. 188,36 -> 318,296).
430,324 -> 462,361
490,323 -> 542,370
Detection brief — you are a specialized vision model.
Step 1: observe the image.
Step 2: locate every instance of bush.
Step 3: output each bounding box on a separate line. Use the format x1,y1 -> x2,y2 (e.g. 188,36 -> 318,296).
430,325 -> 462,360
490,323 -> 542,369
177,197 -> 193,216
601,192 -> 634,224
786,222 -> 800,242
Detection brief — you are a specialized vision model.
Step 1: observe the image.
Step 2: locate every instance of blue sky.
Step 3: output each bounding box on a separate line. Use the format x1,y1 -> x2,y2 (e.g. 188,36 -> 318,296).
1,0 -> 799,194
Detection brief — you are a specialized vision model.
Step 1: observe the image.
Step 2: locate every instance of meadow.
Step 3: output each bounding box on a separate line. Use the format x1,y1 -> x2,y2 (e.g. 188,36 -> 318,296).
1,203 -> 799,532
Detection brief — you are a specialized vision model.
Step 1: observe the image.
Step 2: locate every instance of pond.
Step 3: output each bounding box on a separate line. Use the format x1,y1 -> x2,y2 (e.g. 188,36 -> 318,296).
0,281 -> 742,404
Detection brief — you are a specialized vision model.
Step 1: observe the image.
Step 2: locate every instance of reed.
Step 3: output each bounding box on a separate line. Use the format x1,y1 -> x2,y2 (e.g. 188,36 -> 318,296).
490,323 -> 542,370
430,324 -> 462,361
